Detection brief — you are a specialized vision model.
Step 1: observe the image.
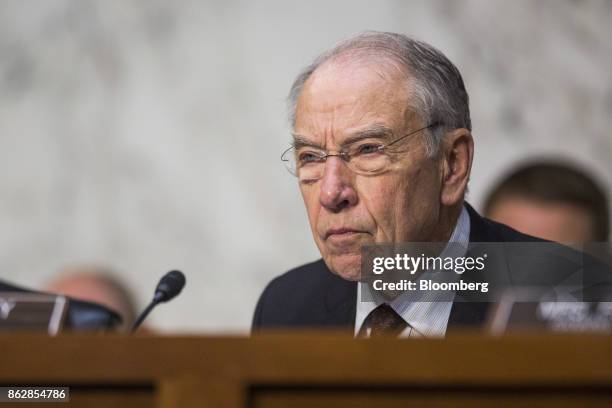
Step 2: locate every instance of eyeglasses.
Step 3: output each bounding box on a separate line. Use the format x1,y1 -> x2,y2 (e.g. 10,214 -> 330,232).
281,123 -> 438,182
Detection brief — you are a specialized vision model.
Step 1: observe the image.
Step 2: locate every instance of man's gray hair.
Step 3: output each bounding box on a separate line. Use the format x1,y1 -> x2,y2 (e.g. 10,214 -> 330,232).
287,31 -> 471,155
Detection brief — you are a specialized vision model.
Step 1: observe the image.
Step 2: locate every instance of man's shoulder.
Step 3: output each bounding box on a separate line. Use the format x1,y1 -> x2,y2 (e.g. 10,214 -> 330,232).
253,259 -> 334,317
465,202 -> 547,243
466,205 -> 612,299
263,259 -> 332,292
483,218 -> 547,243
252,259 -> 356,331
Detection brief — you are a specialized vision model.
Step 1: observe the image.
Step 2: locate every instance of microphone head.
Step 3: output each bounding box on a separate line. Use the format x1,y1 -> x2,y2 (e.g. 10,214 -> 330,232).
154,270 -> 186,302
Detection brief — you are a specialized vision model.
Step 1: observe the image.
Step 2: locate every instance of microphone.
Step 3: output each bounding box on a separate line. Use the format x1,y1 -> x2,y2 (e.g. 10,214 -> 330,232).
131,270 -> 186,332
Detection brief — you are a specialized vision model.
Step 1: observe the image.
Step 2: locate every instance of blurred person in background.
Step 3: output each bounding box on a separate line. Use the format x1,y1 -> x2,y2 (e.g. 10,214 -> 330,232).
484,161 -> 610,245
45,266 -> 138,332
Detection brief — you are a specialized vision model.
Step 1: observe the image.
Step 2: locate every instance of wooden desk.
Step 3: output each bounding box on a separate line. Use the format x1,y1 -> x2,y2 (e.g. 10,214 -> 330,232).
1,332 -> 611,407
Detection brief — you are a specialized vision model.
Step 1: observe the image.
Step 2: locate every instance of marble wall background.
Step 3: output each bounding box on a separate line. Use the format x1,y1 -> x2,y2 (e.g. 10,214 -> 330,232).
1,0 -> 610,332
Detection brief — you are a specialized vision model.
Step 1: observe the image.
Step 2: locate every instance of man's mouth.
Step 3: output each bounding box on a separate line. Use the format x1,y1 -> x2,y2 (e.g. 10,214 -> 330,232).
324,228 -> 364,240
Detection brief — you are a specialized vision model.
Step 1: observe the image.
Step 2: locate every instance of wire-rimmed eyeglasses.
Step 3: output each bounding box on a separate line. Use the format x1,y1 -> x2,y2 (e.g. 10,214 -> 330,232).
281,123 -> 438,182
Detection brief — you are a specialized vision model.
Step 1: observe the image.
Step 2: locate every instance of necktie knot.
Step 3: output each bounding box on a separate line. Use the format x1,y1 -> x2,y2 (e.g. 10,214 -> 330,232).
360,304 -> 408,337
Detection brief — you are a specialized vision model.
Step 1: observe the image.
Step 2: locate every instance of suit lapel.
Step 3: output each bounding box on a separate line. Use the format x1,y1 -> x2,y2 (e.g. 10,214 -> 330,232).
447,203 -> 497,329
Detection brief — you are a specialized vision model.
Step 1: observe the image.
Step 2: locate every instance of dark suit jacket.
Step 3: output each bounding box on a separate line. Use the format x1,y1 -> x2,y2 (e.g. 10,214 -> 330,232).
252,203 -> 597,333
0,279 -> 122,331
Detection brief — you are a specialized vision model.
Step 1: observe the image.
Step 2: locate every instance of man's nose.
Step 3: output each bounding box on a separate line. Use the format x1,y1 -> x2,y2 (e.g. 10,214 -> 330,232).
319,156 -> 358,212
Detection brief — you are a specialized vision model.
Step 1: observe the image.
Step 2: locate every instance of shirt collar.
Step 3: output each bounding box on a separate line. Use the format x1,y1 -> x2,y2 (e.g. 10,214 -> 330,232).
355,205 -> 471,337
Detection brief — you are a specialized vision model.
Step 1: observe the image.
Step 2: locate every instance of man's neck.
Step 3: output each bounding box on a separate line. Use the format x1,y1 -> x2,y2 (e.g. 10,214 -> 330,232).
430,202 -> 464,243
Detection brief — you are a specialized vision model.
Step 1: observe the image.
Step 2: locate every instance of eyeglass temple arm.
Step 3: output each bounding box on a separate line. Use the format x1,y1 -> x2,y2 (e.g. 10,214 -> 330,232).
385,122 -> 441,148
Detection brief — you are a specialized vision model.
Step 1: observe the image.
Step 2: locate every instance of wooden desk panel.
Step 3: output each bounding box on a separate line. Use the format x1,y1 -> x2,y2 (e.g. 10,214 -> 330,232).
0,333 -> 610,407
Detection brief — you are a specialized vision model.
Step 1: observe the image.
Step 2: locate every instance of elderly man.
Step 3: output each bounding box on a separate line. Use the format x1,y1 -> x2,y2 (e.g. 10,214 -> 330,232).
252,31 -> 608,336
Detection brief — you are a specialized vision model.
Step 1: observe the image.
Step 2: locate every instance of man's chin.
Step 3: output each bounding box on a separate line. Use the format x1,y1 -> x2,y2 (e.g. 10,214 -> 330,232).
323,253 -> 363,281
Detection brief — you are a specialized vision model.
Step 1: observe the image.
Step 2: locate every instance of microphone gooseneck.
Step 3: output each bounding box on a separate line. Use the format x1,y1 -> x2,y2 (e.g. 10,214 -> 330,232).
131,270 -> 186,333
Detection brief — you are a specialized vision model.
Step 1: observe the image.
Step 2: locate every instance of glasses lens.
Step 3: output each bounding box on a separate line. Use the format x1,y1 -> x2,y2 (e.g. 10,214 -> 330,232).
282,147 -> 325,180
295,148 -> 325,181
281,144 -> 392,179
347,142 -> 391,174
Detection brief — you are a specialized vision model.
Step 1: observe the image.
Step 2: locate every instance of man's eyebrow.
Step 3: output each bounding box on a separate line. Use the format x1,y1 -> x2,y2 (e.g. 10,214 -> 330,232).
291,124 -> 395,150
291,134 -> 323,150
342,124 -> 395,145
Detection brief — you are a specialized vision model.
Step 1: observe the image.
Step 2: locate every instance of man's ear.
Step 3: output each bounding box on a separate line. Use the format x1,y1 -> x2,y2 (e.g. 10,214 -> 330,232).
439,128 -> 474,206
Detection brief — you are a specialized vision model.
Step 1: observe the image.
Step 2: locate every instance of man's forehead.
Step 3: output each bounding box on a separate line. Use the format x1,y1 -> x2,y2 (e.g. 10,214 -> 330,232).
293,62 -> 414,144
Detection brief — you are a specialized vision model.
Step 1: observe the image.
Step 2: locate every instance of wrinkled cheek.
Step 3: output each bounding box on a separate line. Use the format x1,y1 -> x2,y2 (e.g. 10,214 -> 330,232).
397,168 -> 440,240
358,179 -> 398,242
300,184 -> 318,213
300,186 -> 322,237
385,169 -> 428,242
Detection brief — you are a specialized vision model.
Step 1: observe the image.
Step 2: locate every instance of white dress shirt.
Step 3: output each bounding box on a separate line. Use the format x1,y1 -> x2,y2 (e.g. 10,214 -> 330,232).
354,206 -> 471,338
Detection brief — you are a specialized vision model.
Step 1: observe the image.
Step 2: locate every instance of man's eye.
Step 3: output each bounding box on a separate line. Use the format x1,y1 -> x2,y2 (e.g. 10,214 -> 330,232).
356,144 -> 382,155
298,151 -> 323,165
